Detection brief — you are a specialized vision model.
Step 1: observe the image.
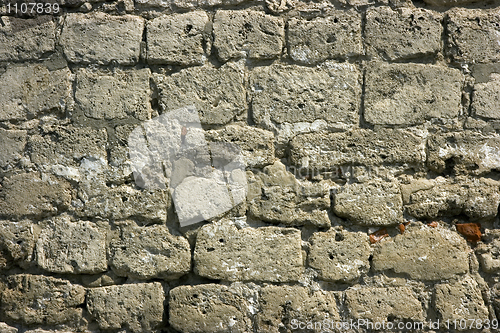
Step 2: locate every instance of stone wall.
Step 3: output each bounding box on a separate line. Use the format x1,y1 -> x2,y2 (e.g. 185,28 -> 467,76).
1,0 -> 500,331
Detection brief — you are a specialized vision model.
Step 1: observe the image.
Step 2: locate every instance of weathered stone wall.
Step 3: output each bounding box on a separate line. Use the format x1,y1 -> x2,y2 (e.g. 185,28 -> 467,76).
1,0 -> 500,331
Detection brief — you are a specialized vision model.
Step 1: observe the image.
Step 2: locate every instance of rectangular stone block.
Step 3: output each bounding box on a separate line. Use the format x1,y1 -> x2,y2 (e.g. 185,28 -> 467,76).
169,284 -> 253,333
36,215 -> 107,274
75,68 -> 153,121
0,64 -> 72,121
250,62 -> 361,127
365,7 -> 443,61
287,10 -> 362,64
87,282 -> 164,332
214,10 -> 284,62
472,73 -> 500,119
154,63 -> 246,125
60,13 -> 144,65
365,63 -> 463,125
147,11 -> 210,65
290,129 -> 425,171
194,222 -> 303,282
0,220 -> 35,270
0,16 -> 55,61
0,129 -> 26,169
446,8 -> 500,64
1,274 -> 85,326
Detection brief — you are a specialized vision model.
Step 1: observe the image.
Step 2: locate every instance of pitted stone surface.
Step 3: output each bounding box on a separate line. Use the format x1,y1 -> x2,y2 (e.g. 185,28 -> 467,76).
60,13 -> 144,65
477,230 -> 500,273
0,16 -> 55,61
1,274 -> 85,326
365,63 -> 463,125
472,74 -> 500,119
372,227 -> 469,280
194,222 -> 303,282
87,282 -> 164,332
0,129 -> 26,169
309,229 -> 371,282
333,181 -> 403,226
213,10 -> 284,61
0,220 -> 36,269
365,7 -> 443,61
110,222 -> 191,280
250,62 -> 361,127
147,11 -> 210,65
287,11 -> 362,64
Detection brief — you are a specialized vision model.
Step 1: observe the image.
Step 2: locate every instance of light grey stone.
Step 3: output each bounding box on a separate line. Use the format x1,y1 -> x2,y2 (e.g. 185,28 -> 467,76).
147,11 -> 210,65
0,16 -> 55,61
473,73 -> 500,119
0,129 -> 26,169
0,220 -> 36,269
194,222 -> 303,282
250,62 -> 361,127
171,0 -> 248,8
287,11 -> 362,64
309,229 -> 371,282
372,227 -> 470,280
477,230 -> 500,273
365,63 -> 463,125
87,282 -> 164,332
334,181 -> 403,226
60,12 -> 144,65
213,10 -> 284,62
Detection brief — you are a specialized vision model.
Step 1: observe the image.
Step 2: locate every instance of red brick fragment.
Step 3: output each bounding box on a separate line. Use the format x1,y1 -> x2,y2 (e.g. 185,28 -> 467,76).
456,223 -> 481,243
370,228 -> 389,244
428,221 -> 438,228
398,222 -> 410,234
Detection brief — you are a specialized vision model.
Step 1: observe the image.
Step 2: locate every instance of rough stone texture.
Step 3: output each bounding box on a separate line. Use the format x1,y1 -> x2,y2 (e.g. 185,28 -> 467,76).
155,63 -> 246,125
0,220 -> 36,269
0,64 -> 72,121
345,287 -> 425,322
365,7 -> 443,61
110,222 -> 191,280
247,161 -> 331,227
434,276 -> 489,323
250,62 -> 361,127
0,16 -> 55,61
169,284 -> 253,333
287,11 -> 362,64
75,68 -> 153,121
87,282 -> 164,332
213,10 -> 284,62
60,13 -> 144,65
1,274 -> 85,326
372,227 -> 470,280
0,129 -> 27,169
256,285 -> 340,333
36,216 -> 107,274
0,173 -> 71,219
476,230 -> 500,273
0,323 -> 17,333
194,222 -> 303,282
446,8 -> 500,64
472,73 -> 500,119
290,129 -> 425,171
147,11 -> 210,65
308,229 -> 371,282
424,0 -> 481,5
333,181 -> 403,226
365,63 -> 463,125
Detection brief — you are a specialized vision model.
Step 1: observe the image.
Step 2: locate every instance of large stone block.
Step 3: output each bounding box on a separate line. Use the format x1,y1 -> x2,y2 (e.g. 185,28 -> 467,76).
372,227 -> 469,280
0,16 -> 55,61
365,7 -> 442,61
110,223 -> 191,280
169,284 -> 253,333
0,220 -> 35,270
290,129 -> 425,171
213,10 -> 284,62
446,8 -> 500,64
256,285 -> 339,333
247,161 -> 331,227
147,11 -> 210,65
60,13 -> 144,65
250,62 -> 361,127
194,221 -> 303,282
333,181 -> 403,226
36,215 -> 107,274
345,287 -> 425,322
1,274 -> 85,326
0,64 -> 72,121
75,68 -> 153,121
287,11 -> 362,64
154,63 -> 246,125
308,229 -> 371,282
472,73 -> 500,119
0,129 -> 26,169
365,63 -> 463,125
87,282 -> 164,332
0,173 -> 71,219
